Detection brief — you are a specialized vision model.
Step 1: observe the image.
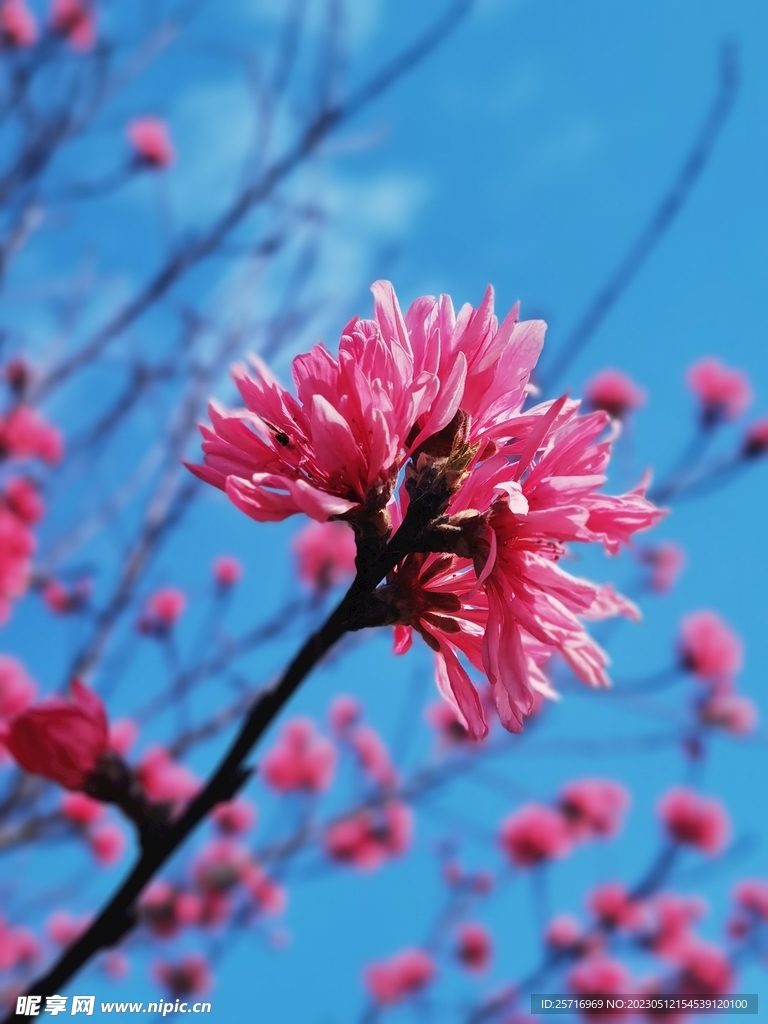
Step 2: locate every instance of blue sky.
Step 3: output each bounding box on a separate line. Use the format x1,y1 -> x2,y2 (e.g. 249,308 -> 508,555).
3,0 -> 768,1020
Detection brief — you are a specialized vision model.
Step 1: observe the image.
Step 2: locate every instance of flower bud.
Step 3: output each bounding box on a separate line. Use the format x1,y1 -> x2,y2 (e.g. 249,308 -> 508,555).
4,679 -> 108,790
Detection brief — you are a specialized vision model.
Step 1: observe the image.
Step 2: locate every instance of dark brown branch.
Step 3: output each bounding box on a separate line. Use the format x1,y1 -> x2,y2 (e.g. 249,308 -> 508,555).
8,475 -> 454,1009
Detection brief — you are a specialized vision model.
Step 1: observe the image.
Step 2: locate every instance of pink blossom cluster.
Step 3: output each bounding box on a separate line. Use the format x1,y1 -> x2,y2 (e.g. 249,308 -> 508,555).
676,611 -> 757,736
0,389 -> 62,623
328,697 -> 398,788
499,778 -> 630,867
560,887 -> 734,1002
657,788 -> 730,855
136,587 -> 187,638
126,119 -> 175,170
61,792 -> 126,865
192,282 -> 663,738
50,0 -> 94,50
364,948 -> 435,1005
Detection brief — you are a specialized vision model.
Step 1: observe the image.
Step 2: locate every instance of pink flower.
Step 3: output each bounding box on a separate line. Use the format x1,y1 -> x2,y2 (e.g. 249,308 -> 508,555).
545,915 -> 583,950
0,920 -> 39,971
584,369 -> 646,419
137,747 -> 200,807
192,839 -> 251,894
212,555 -> 242,589
676,940 -> 733,996
3,680 -> 108,790
88,822 -> 126,864
140,883 -> 195,939
686,357 -> 752,422
193,282 -> 662,737
455,923 -> 492,972
0,507 -> 35,623
568,957 -> 632,995
425,700 -> 476,746
643,892 -> 707,962
42,577 -> 91,615
292,520 -> 357,591
61,791 -> 104,826
262,718 -> 336,793
102,952 -> 130,979
743,418 -> 768,457
189,281 -> 543,526
328,694 -> 361,734
0,655 -> 36,719
558,779 -> 630,840
658,788 -> 730,855
241,862 -> 286,917
698,692 -> 757,735
0,406 -> 63,464
2,477 -> 44,525
588,883 -> 642,930
127,118 -> 175,169
734,879 -> 768,919
347,724 -> 397,788
324,801 -> 412,871
50,0 -> 95,50
678,611 -> 742,685
212,798 -> 256,836
0,0 -> 37,48
637,543 -> 686,593
137,587 -> 186,636
108,718 -> 138,756
153,954 -> 212,998
365,949 -> 436,1005
46,911 -> 90,946
499,805 -> 572,867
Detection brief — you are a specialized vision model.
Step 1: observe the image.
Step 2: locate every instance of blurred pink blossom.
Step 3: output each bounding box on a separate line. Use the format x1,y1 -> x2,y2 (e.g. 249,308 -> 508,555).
0,406 -> 63,464
0,655 -> 36,720
46,911 -> 90,946
678,610 -> 743,685
698,691 -> 757,735
743,417 -> 768,457
137,587 -> 186,635
365,948 -> 436,1005
686,357 -> 752,422
588,883 -> 642,930
2,477 -> 44,525
558,778 -> 630,840
324,801 -> 412,871
637,542 -> 686,593
499,804 -> 572,867
108,718 -> 138,757
127,118 -> 175,169
455,922 -> 492,972
212,555 -> 242,589
676,939 -> 733,996
568,956 -> 632,995
212,798 -> 256,836
658,788 -> 730,855
50,0 -> 95,50
291,520 -> 357,591
88,822 -> 126,865
584,368 -> 646,419
262,718 -> 336,793
153,953 -> 212,998
328,694 -> 361,734
0,0 -> 37,48
61,791 -> 104,826
137,747 -> 200,807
